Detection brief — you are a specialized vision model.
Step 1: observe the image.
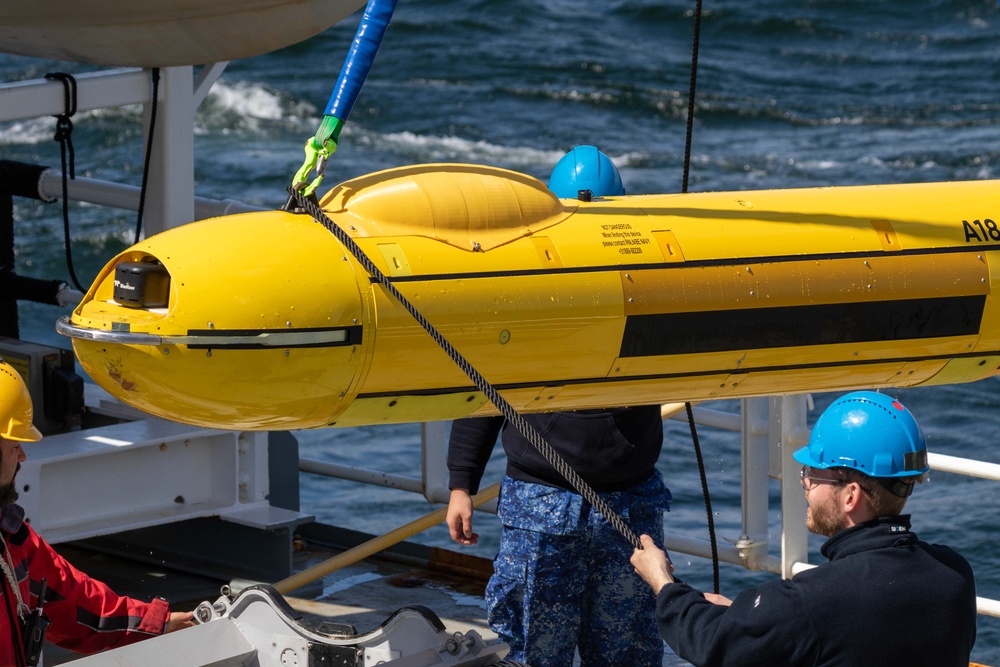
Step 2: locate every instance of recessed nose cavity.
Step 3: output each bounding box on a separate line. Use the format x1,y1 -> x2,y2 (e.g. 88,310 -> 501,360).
113,259 -> 170,308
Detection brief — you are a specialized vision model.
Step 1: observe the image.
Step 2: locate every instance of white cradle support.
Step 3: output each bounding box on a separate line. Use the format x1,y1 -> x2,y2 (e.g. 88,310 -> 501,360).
17,388 -> 312,545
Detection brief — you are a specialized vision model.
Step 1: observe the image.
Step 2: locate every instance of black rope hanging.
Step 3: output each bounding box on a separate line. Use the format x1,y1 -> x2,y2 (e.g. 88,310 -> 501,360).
681,0 -> 703,195
44,72 -> 85,293
686,401 -> 720,594
135,68 -> 161,245
679,0 -> 722,595
45,67 -> 160,293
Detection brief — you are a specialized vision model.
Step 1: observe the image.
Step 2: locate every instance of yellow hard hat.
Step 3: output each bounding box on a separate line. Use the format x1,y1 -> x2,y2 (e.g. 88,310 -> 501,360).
0,362 -> 42,442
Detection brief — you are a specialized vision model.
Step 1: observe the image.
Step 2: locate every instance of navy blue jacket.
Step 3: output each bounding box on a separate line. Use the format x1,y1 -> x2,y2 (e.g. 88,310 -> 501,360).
447,406 -> 664,494
655,515 -> 977,666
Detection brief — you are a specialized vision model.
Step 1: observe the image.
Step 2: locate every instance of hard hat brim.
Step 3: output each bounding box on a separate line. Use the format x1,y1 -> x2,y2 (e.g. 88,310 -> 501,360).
6,424 -> 42,442
792,446 -> 825,469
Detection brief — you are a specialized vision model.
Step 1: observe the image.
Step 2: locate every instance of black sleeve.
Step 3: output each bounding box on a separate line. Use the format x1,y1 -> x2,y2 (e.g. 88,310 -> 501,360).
447,416 -> 505,494
654,580 -> 815,667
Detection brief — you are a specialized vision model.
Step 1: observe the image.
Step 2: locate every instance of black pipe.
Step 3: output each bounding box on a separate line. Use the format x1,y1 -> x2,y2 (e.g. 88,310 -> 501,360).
0,160 -> 59,338
0,160 -> 53,201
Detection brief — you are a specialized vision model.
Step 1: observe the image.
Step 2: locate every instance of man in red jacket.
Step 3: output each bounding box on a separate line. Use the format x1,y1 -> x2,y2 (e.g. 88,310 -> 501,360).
0,361 -> 194,666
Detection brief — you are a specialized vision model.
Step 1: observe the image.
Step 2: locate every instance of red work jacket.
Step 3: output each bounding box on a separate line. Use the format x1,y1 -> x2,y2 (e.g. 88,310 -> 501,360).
0,504 -> 168,666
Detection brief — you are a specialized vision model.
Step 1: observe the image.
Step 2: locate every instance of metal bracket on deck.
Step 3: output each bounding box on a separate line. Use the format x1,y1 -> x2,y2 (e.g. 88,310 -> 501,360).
68,585 -> 510,666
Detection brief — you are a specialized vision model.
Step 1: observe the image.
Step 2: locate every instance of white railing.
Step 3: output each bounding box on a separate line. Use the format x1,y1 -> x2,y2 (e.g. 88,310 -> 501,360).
298,397 -> 1000,620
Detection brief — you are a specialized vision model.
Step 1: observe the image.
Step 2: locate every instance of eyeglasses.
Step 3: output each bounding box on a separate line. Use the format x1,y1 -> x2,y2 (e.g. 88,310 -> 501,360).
799,466 -> 847,491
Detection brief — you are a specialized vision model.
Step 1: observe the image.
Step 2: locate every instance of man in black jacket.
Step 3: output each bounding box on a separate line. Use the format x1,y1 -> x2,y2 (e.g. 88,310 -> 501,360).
631,390 -> 977,666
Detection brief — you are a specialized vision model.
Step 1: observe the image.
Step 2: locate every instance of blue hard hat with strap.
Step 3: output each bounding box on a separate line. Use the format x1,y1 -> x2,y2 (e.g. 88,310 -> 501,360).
793,391 -> 929,480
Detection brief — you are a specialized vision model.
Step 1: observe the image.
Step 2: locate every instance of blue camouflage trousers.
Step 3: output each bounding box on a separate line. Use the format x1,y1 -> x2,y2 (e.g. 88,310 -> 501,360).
487,473 -> 672,667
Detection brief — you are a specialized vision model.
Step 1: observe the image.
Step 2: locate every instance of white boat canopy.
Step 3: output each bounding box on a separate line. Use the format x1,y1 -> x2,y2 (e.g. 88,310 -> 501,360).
0,0 -> 366,66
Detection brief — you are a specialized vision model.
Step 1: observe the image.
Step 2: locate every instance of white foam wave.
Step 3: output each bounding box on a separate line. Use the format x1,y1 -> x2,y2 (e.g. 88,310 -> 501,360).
858,155 -> 939,170
792,158 -> 842,171
1,78 -> 314,144
0,117 -> 72,144
208,80 -> 295,121
354,130 -> 562,166
353,130 -> 645,172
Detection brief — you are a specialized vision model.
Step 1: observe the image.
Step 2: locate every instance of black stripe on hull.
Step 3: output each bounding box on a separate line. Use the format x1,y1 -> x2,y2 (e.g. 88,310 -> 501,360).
620,296 -> 986,358
379,245 -> 1000,284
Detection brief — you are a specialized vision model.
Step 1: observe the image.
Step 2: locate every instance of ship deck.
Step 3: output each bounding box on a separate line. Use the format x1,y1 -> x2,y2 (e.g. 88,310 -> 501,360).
43,521 -> 693,666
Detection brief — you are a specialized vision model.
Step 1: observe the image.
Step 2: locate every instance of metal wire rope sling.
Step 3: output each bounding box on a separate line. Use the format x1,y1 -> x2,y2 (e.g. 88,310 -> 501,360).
287,186 -> 644,550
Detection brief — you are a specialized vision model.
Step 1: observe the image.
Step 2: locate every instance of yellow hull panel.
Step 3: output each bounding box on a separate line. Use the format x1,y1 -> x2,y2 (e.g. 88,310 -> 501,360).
59,163 -> 1000,429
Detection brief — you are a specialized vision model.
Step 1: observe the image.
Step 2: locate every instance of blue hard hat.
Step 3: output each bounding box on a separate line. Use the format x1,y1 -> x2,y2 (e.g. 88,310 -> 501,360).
548,145 -> 625,198
793,391 -> 929,478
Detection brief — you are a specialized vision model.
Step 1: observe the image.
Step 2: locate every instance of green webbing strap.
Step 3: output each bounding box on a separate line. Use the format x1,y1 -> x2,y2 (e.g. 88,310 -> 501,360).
291,116 -> 345,198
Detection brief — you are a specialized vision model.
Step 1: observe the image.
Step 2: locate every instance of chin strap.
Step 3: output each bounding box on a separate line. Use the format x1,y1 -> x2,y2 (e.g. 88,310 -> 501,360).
881,477 -> 917,498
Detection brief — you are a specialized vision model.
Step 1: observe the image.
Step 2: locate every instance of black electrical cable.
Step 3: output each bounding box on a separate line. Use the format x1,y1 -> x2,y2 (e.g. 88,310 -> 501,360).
680,0 -> 721,595
681,0 -> 703,195
135,68 -> 160,245
686,401 -> 720,594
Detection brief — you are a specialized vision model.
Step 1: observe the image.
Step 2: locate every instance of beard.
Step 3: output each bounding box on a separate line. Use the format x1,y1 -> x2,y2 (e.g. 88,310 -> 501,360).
806,492 -> 847,537
0,481 -> 16,506
0,460 -> 18,506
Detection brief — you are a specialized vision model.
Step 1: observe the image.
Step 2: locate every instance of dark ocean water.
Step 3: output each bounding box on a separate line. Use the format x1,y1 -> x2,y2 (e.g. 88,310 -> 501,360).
2,0 -> 1000,662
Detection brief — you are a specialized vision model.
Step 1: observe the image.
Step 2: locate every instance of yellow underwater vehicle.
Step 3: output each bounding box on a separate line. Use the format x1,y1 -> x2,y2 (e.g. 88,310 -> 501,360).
56,160 -> 1000,430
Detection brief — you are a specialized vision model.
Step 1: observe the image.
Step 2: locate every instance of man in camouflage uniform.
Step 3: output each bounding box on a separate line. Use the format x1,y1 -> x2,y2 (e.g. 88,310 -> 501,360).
447,407 -> 671,667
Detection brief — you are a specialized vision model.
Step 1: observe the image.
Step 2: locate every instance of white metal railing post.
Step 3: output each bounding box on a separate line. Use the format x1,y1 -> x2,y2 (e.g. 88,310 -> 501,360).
779,395 -> 810,579
421,421 -> 452,505
738,397 -> 771,570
